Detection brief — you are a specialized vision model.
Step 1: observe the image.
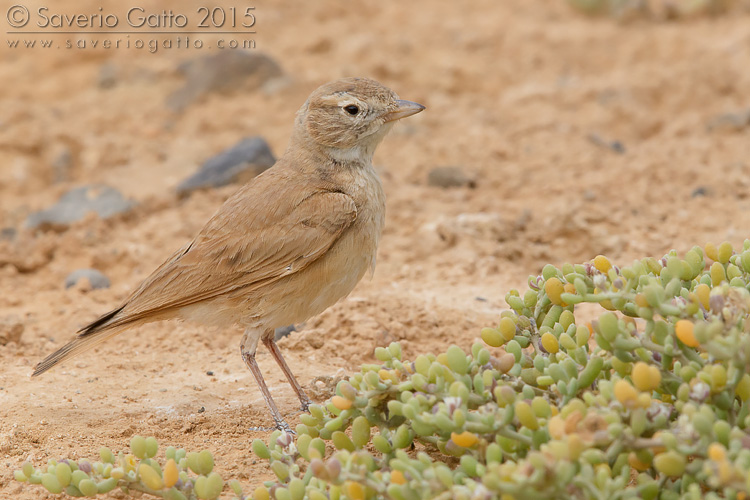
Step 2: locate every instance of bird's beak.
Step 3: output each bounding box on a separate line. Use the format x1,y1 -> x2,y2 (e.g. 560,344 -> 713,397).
383,100 -> 425,123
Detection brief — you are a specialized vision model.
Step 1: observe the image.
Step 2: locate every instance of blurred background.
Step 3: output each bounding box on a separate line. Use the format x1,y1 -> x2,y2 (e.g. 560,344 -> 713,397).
1,0 -> 750,495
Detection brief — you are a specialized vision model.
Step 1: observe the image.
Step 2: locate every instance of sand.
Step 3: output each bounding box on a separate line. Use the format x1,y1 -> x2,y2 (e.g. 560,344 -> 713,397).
1,0 -> 750,497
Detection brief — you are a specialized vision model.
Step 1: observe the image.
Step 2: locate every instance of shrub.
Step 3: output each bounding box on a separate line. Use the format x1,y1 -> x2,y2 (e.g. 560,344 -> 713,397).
17,242 -> 750,499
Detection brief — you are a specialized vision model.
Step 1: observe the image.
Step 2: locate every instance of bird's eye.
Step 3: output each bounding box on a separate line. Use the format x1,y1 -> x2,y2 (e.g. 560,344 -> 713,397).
343,104 -> 359,115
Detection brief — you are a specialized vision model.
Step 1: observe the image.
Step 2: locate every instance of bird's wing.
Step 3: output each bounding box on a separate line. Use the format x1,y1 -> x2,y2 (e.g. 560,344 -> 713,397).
32,185 -> 357,377
101,187 -> 358,330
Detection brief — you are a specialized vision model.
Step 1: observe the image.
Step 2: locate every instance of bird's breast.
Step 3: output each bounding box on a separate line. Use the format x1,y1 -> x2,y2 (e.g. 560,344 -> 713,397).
315,164 -> 386,296
243,165 -> 386,329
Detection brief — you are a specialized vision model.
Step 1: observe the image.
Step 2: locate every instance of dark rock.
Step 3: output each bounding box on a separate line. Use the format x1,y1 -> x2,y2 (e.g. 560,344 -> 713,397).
274,324 -> 296,341
26,184 -> 136,229
177,137 -> 276,195
427,166 -> 477,189
587,133 -> 626,154
65,269 -> 111,290
691,186 -> 709,197
167,51 -> 283,111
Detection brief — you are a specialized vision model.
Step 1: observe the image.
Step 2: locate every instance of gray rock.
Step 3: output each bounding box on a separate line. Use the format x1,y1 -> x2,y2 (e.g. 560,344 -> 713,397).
26,184 -> 136,229
177,137 -> 276,195
427,166 -> 476,189
0,227 -> 16,241
52,146 -> 73,183
64,268 -> 111,290
98,62 -> 118,89
167,51 -> 283,111
587,133 -> 626,154
274,324 -> 296,341
692,186 -> 709,197
708,109 -> 750,132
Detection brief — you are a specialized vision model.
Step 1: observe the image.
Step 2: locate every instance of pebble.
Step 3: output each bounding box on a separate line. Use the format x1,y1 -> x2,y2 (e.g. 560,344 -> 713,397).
64,268 -> 111,290
26,184 -> 136,230
707,109 -> 750,132
98,62 -> 118,89
691,186 -> 709,198
274,324 -> 296,341
177,137 -> 276,195
167,51 -> 283,111
587,133 -> 626,154
0,228 -> 16,241
427,166 -> 476,189
51,146 -> 73,183
432,213 -> 514,245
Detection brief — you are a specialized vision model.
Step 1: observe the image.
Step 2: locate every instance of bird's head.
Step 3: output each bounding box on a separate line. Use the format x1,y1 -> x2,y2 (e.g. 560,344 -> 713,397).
293,77 -> 424,163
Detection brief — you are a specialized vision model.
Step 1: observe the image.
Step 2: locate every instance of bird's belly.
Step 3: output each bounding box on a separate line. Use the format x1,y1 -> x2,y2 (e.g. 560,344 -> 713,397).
256,236 -> 374,328
178,246 -> 369,330
268,243 -> 371,327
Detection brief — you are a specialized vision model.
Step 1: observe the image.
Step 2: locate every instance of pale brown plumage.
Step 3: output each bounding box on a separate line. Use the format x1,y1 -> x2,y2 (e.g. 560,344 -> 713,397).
33,77 -> 424,431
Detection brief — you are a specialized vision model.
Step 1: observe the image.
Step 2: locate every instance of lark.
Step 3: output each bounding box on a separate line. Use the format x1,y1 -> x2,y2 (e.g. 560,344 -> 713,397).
33,77 -> 425,431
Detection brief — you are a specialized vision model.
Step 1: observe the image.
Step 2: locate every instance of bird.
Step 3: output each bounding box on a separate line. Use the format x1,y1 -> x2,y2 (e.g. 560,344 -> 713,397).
32,77 -> 425,432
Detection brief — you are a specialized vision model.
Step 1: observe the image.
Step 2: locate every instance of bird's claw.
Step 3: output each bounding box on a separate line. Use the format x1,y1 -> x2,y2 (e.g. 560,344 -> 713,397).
248,420 -> 296,434
274,418 -> 296,434
299,399 -> 313,413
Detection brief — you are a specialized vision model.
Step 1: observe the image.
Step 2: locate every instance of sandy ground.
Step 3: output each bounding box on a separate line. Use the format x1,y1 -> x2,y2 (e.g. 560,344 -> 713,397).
2,0 -> 750,497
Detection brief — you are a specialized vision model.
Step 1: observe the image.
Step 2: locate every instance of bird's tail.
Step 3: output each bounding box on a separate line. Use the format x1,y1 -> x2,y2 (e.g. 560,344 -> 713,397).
32,305 -> 125,377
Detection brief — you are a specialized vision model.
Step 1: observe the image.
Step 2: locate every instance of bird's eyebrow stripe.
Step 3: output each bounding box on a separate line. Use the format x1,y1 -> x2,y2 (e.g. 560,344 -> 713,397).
318,94 -> 349,106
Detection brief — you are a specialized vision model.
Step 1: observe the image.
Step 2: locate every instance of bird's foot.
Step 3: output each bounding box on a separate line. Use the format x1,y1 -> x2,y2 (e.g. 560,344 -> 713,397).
247,425 -> 277,432
273,418 -> 296,434
299,397 -> 313,413
248,419 -> 295,434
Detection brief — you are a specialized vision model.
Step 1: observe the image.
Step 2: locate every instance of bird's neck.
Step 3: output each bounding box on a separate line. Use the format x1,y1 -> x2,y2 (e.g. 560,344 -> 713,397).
285,136 -> 377,174
325,144 -> 373,165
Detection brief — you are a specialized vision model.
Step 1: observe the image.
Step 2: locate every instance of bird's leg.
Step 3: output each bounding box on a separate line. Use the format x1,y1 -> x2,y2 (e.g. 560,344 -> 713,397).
262,335 -> 313,412
240,328 -> 293,433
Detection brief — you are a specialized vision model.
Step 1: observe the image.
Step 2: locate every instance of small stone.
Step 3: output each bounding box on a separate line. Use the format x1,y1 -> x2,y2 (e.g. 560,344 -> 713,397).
0,228 -> 16,241
98,62 -> 118,89
206,371 -> 214,376
707,109 -> 750,132
177,137 -> 276,195
64,269 -> 111,290
433,213 -> 514,245
305,331 -> 325,349
51,146 -> 73,183
26,185 -> 136,230
691,186 -> 709,197
587,133 -> 625,154
167,51 -> 283,111
274,324 -> 296,341
427,166 -> 476,189
0,316 -> 24,345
